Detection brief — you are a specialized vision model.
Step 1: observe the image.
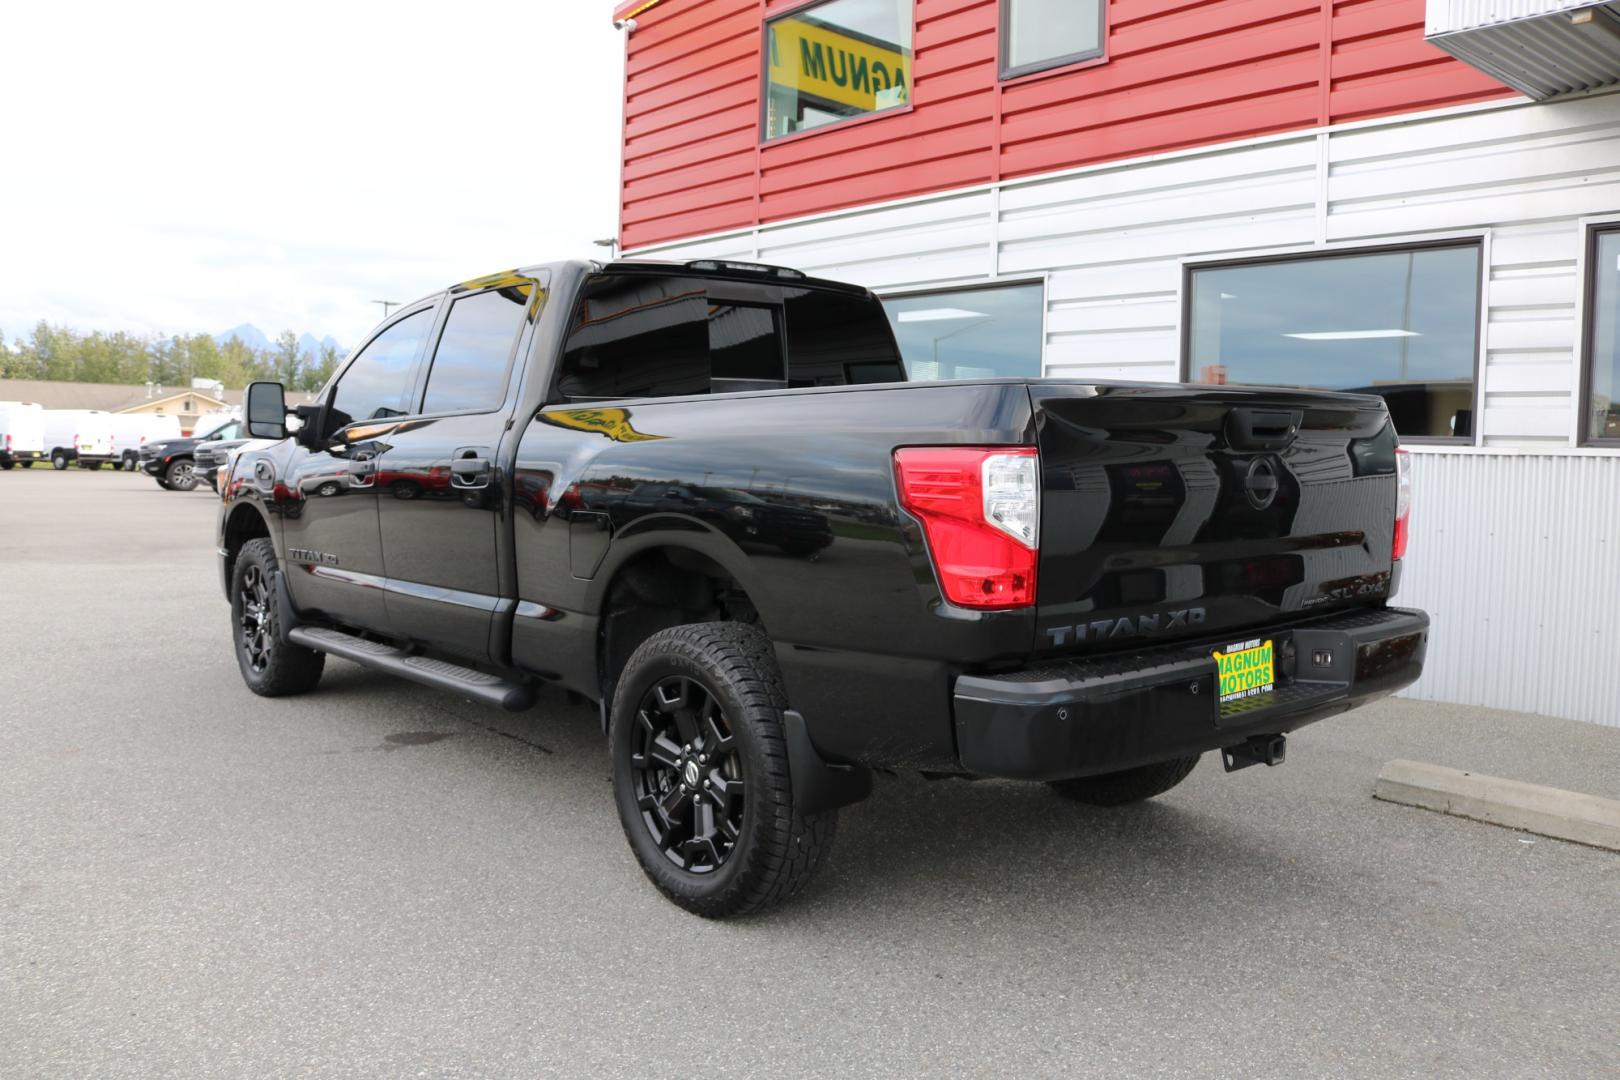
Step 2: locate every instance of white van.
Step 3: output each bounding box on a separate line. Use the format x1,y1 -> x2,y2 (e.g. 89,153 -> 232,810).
0,401 -> 47,469
109,413 -> 182,471
41,409 -> 116,470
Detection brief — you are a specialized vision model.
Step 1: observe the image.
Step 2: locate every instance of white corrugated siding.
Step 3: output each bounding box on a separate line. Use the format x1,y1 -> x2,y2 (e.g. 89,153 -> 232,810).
627,92 -> 1620,726
1426,0 -> 1604,34
1401,451 -> 1620,726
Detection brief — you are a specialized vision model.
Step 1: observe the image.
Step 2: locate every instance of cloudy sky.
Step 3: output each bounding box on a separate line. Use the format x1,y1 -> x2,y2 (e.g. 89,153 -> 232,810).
0,0 -> 625,349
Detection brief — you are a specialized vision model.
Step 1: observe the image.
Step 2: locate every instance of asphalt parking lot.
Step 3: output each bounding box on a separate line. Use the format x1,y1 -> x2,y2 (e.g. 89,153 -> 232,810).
2,468 -> 1617,1078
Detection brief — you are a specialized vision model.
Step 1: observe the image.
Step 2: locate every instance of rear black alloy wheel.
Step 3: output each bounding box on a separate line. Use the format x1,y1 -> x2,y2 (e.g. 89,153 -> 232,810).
610,622 -> 836,918
230,538 -> 324,696
630,675 -> 745,874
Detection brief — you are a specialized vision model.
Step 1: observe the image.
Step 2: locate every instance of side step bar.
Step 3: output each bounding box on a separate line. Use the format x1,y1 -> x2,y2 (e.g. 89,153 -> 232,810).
287,626 -> 536,712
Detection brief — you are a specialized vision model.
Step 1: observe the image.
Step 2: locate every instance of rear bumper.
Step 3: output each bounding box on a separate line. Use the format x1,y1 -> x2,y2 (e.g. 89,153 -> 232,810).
953,606 -> 1429,781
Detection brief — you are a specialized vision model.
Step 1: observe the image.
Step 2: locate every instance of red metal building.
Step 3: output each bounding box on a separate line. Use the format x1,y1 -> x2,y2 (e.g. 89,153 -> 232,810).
616,0 -> 1512,250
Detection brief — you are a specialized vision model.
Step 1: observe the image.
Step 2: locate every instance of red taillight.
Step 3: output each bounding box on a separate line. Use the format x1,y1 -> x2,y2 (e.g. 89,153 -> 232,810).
1392,447 -> 1412,561
894,446 -> 1039,609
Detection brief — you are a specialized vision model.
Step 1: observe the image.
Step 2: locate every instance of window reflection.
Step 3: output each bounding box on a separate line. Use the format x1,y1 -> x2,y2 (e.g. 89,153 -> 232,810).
1189,245 -> 1481,440
1586,229 -> 1620,443
881,283 -> 1044,381
764,0 -> 912,141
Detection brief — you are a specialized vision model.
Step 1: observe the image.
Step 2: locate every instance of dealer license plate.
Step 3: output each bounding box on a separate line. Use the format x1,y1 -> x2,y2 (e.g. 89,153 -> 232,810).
1213,639 -> 1274,705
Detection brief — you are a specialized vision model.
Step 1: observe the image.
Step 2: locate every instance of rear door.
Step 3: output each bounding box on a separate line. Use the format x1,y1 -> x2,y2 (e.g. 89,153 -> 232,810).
375,275 -> 543,661
1031,383 -> 1398,656
282,302 -> 438,632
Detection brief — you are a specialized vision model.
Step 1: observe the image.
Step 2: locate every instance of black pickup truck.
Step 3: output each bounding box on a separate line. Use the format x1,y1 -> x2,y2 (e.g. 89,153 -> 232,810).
219,259 -> 1428,917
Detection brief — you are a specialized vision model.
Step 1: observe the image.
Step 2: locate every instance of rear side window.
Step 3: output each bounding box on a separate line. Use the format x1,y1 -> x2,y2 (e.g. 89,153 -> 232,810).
556,273 -> 903,401
329,308 -> 433,427
557,277 -> 712,401
421,284 -> 534,414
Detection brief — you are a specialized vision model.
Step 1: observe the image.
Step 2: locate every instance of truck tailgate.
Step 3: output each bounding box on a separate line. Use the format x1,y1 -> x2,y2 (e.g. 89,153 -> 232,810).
1031,383 -> 1399,655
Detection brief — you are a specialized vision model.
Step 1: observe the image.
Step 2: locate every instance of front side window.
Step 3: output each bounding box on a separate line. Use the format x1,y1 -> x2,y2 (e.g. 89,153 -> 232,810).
421,284 -> 535,414
1584,226 -> 1620,444
881,283 -> 1045,382
1187,244 -> 1481,440
764,0 -> 912,141
1002,0 -> 1104,79
328,308 -> 433,428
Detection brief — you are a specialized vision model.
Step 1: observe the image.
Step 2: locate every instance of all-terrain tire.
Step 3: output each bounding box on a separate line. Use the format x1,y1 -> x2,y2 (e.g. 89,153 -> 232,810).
1048,754 -> 1201,806
609,622 -> 836,918
231,539 -> 324,697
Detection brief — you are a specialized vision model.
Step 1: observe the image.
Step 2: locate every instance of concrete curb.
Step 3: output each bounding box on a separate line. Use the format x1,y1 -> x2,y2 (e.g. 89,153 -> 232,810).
1374,759 -> 1620,852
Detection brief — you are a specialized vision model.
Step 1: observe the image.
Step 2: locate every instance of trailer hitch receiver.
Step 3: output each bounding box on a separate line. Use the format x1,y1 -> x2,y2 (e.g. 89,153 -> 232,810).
1222,734 -> 1286,772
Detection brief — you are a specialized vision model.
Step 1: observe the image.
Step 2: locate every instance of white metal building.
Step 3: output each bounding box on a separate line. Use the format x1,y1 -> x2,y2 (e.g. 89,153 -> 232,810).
626,87 -> 1620,727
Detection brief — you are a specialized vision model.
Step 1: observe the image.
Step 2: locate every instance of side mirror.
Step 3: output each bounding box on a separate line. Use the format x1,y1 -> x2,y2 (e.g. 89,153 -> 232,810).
245,381 -> 288,440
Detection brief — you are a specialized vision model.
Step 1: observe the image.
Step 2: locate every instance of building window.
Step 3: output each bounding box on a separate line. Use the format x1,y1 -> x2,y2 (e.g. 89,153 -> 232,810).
882,282 -> 1044,382
1583,226 -> 1620,444
1186,243 -> 1482,441
764,0 -> 912,142
1001,0 -> 1105,80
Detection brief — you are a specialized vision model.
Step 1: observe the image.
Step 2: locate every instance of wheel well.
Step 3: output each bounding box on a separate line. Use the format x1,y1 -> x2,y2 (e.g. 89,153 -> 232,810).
597,547 -> 761,719
222,504 -> 271,586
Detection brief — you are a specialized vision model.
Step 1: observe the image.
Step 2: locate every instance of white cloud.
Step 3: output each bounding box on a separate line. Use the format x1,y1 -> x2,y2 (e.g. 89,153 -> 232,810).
0,0 -> 625,348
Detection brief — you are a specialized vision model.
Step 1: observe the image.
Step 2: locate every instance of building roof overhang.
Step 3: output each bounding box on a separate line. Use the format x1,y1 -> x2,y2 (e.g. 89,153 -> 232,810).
1426,0 -> 1620,98
612,0 -> 667,26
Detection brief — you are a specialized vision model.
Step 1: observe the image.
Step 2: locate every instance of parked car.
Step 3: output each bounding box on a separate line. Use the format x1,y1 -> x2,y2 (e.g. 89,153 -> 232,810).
109,414 -> 183,471
140,417 -> 242,491
41,409 -> 116,469
215,259 -> 1429,918
193,433 -> 255,492
0,400 -> 47,469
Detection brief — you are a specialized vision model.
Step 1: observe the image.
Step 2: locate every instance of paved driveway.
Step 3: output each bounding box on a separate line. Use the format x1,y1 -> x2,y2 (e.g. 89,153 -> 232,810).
2,469 -> 1616,1078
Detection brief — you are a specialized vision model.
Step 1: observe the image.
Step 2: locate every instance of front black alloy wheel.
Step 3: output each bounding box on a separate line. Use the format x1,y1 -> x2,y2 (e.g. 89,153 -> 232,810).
610,622 -> 836,918
231,539 -> 324,697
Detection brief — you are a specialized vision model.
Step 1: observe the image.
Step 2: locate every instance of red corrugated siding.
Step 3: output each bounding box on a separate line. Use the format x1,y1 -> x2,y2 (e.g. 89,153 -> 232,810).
618,0 -> 1515,249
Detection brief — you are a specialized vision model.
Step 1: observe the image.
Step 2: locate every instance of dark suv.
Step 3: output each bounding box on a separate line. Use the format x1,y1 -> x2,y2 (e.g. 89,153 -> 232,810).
141,419 -> 243,491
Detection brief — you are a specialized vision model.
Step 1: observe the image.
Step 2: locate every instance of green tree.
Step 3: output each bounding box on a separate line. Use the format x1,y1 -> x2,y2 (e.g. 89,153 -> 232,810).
301,342 -> 341,392
271,330 -> 303,386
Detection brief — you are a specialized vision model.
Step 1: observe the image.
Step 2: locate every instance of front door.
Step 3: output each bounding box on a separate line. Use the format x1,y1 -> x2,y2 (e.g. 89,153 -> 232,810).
281,303 -> 438,632
376,279 -> 540,661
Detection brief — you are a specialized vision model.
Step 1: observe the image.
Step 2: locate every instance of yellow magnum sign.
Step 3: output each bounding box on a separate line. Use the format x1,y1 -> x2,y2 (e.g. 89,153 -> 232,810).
539,407 -> 665,443
767,16 -> 909,113
1213,640 -> 1275,703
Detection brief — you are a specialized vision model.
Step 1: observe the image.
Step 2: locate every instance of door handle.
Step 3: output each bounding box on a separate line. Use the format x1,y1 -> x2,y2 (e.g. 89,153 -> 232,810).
451,447 -> 493,489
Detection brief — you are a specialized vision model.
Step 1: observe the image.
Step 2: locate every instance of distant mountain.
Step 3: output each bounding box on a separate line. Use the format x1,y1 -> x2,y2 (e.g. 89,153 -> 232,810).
215,325 -> 345,357
215,323 -> 273,352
